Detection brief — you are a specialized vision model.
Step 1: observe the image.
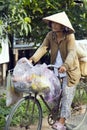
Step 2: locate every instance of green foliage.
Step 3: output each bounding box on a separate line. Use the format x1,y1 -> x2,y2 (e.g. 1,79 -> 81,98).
73,81 -> 87,105
7,0 -> 32,36
0,95 -> 49,128
0,0 -> 32,37
0,95 -> 11,128
65,1 -> 87,39
0,0 -> 87,44
0,20 -> 7,38
83,0 -> 87,10
0,42 -> 2,53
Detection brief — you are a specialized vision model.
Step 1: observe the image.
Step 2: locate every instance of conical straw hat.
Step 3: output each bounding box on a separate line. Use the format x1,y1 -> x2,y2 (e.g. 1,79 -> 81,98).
43,11 -> 75,33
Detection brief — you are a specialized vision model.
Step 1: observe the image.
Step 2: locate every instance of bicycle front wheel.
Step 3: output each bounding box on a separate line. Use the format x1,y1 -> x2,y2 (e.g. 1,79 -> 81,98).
5,95 -> 42,130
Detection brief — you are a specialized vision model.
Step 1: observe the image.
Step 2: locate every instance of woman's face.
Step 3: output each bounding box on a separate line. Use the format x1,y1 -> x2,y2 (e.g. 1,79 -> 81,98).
51,22 -> 63,32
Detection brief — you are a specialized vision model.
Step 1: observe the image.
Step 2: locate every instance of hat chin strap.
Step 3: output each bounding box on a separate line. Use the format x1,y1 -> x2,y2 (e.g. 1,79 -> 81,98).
52,27 -> 70,34
52,30 -> 64,33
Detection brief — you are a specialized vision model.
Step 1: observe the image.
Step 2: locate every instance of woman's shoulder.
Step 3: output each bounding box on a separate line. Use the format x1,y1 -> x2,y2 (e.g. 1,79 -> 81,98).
45,31 -> 53,39
46,31 -> 53,36
65,33 -> 75,40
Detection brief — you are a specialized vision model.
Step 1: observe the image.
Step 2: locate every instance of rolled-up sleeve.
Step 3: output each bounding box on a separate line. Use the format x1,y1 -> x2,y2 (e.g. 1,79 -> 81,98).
63,34 -> 76,70
29,33 -> 50,63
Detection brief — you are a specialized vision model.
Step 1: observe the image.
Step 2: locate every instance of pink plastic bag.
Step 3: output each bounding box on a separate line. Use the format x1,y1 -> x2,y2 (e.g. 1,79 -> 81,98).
30,63 -> 61,105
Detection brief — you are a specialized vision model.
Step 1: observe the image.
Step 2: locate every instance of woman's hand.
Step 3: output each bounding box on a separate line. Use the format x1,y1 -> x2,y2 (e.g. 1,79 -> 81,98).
21,57 -> 33,66
58,66 -> 66,73
29,59 -> 33,63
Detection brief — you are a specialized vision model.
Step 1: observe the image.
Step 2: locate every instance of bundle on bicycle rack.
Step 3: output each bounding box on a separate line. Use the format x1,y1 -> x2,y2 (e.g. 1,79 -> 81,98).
6,57 -> 61,107
76,39 -> 87,76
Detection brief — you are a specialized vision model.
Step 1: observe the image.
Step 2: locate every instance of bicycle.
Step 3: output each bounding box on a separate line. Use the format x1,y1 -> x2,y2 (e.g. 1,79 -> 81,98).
5,64 -> 87,130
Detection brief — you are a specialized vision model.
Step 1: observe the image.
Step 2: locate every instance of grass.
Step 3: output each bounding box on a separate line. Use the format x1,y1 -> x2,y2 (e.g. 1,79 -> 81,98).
73,81 -> 87,105
0,94 -> 49,128
0,94 -> 11,129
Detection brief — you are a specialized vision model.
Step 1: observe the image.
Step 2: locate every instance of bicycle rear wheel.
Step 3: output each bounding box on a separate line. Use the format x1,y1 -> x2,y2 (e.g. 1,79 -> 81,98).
5,95 -> 42,130
66,81 -> 87,130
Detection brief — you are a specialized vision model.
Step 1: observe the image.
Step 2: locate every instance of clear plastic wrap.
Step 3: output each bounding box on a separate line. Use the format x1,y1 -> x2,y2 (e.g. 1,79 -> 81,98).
12,57 -> 61,106
40,64 -> 61,106
6,71 -> 23,107
13,57 -> 33,88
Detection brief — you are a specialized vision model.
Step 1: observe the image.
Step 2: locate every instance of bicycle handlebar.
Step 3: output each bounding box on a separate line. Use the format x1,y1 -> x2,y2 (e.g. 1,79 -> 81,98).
47,64 -> 59,69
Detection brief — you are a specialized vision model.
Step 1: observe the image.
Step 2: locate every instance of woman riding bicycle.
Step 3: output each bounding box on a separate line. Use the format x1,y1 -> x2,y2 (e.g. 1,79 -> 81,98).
29,11 -> 81,130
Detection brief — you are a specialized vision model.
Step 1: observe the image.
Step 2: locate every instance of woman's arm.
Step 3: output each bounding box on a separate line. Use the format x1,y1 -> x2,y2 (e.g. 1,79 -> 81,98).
29,32 -> 50,63
63,34 -> 77,70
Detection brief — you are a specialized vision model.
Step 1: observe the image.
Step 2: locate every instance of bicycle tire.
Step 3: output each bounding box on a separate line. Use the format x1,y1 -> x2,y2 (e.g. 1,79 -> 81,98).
66,82 -> 87,130
5,95 -> 42,130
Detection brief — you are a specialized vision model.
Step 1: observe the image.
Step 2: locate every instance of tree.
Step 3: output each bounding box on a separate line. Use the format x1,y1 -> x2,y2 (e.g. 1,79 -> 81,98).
0,0 -> 87,46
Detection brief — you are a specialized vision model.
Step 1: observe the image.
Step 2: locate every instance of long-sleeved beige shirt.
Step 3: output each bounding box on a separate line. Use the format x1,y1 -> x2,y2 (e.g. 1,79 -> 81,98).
30,31 -> 81,86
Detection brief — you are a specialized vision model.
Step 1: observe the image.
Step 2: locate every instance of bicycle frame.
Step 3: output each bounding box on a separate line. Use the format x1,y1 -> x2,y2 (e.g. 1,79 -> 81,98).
40,89 -> 62,124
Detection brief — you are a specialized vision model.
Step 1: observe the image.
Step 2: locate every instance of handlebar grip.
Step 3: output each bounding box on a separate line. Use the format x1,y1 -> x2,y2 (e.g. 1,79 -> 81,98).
47,64 -> 60,69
